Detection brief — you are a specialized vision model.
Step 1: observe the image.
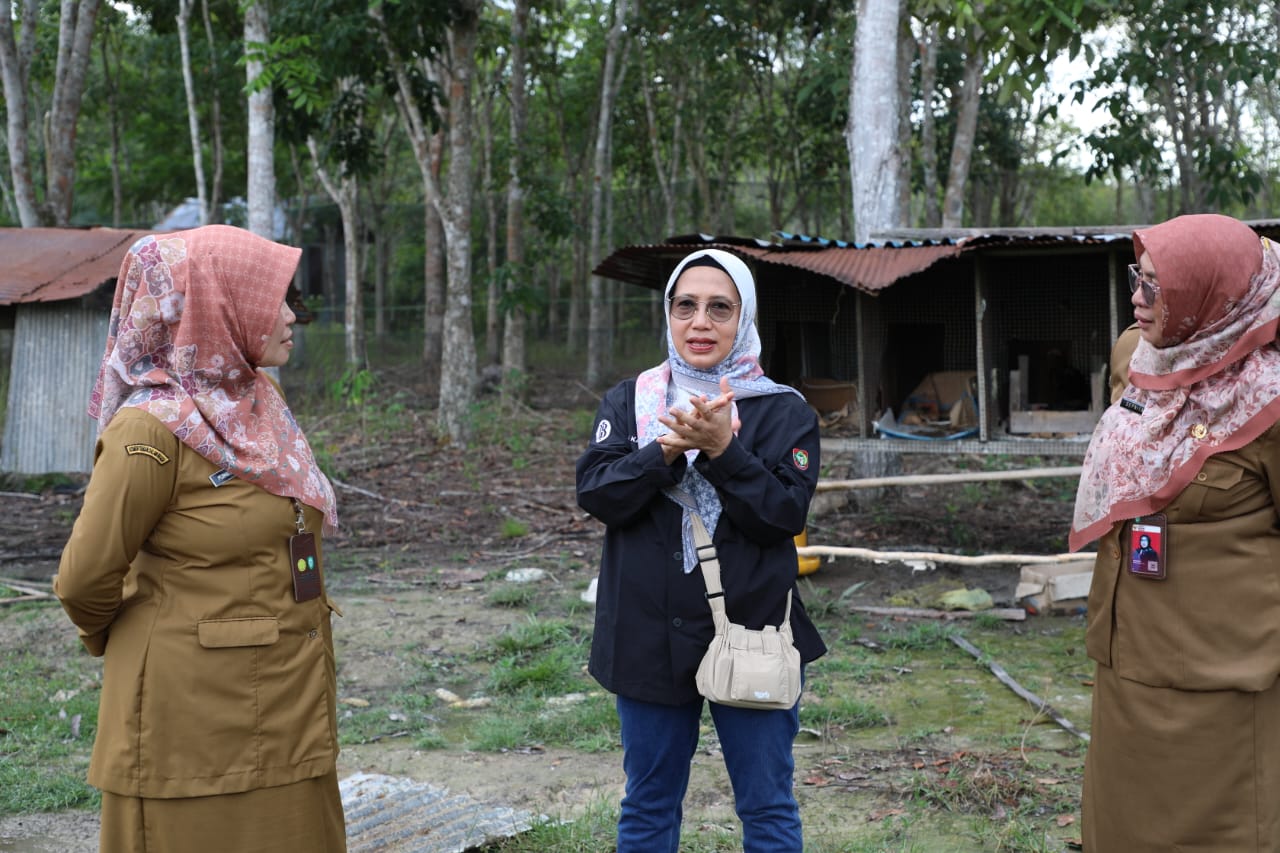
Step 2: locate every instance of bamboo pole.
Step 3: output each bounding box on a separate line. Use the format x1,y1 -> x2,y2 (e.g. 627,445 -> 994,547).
796,546 -> 1094,566
816,466 -> 1082,492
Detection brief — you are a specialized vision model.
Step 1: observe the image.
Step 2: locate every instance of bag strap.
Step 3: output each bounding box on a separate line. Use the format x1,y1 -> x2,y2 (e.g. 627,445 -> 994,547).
689,511 -> 792,629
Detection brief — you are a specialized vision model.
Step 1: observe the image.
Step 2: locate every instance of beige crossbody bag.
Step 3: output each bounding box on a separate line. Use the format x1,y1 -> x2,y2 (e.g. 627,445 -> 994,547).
690,512 -> 802,710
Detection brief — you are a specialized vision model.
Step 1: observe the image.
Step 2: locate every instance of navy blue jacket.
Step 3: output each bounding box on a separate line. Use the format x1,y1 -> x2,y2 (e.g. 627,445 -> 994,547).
577,378 -> 827,706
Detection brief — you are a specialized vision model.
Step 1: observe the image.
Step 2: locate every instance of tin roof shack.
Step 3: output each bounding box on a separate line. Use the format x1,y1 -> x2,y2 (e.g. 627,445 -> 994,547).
0,227 -> 150,475
594,221 -> 1280,457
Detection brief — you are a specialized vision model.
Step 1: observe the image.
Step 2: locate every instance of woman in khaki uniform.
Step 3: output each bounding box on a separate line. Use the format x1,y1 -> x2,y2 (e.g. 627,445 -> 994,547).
55,225 -> 345,852
1071,214 -> 1280,852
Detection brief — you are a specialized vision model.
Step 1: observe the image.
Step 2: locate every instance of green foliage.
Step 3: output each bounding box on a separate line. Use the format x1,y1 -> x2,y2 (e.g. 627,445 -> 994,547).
880,622 -> 955,651
0,624 -> 100,815
486,583 -> 537,609
332,367 -> 378,409
500,517 -> 530,539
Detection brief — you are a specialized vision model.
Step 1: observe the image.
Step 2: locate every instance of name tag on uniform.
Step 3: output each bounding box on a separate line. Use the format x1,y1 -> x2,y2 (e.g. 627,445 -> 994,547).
209,468 -> 236,487
290,532 -> 322,602
1128,514 -> 1167,580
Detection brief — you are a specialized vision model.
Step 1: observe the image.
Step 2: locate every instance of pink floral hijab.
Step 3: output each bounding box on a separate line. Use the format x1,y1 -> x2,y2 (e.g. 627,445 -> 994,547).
1070,215 -> 1280,550
89,225 -> 338,534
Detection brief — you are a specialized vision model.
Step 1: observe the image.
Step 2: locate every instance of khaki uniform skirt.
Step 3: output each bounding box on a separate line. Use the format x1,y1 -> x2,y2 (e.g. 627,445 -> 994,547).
1083,664 -> 1280,852
98,770 -> 346,853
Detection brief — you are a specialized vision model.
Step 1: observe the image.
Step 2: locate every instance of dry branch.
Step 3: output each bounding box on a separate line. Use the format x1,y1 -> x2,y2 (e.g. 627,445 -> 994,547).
0,577 -> 52,604
950,634 -> 1090,743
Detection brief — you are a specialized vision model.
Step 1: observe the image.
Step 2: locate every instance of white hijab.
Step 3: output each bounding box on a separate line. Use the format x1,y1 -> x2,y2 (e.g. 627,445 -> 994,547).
635,248 -> 800,570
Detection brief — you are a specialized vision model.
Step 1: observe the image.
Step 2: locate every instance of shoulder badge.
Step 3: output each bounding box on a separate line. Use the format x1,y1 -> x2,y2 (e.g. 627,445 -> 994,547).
125,443 -> 170,465
791,448 -> 810,471
595,419 -> 613,443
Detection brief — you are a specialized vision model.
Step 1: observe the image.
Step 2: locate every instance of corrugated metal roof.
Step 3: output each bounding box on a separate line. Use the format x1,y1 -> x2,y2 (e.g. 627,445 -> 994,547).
0,226 -> 149,305
592,233 -> 964,295
595,221 -> 1280,295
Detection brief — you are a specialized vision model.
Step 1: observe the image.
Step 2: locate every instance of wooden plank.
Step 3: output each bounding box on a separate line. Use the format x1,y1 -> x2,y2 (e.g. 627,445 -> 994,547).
1009,409 -> 1101,434
850,605 -> 1026,622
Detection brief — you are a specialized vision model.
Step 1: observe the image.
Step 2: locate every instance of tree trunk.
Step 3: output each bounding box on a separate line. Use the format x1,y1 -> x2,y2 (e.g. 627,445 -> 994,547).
480,86 -> 500,366
0,0 -> 39,225
586,0 -> 631,388
435,1 -> 482,443
201,0 -> 225,218
919,23 -> 941,227
848,0 -> 904,244
45,0 -> 103,226
308,135 -> 365,367
424,171 -> 445,374
895,19 -> 913,226
371,5 -> 453,382
177,0 -> 209,225
98,21 -> 122,227
500,0 -> 530,400
941,41 -> 984,229
245,0 -> 274,237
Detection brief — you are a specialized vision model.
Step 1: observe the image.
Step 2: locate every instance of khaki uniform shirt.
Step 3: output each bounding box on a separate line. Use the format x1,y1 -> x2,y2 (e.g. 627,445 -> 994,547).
1088,336 -> 1280,692
55,408 -> 341,798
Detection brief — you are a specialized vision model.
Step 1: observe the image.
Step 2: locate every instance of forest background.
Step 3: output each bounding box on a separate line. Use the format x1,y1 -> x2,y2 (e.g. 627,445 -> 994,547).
3,0 -> 1280,433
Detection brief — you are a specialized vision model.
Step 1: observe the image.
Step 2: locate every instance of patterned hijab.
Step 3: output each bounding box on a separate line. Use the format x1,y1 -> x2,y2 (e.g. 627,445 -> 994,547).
634,248 -> 800,570
89,225 -> 338,534
1070,215 -> 1280,550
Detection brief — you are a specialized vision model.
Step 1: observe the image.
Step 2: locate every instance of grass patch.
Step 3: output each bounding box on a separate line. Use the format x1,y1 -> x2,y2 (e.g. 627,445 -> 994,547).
468,692 -> 616,752
0,616 -> 100,815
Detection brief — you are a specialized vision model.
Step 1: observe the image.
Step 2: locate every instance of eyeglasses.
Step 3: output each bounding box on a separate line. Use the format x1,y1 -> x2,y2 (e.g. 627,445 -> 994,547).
1127,264 -> 1159,307
667,296 -> 740,324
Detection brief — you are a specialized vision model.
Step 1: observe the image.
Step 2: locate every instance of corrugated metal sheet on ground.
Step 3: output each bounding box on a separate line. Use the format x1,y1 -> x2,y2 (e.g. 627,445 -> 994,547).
341,772 -> 542,852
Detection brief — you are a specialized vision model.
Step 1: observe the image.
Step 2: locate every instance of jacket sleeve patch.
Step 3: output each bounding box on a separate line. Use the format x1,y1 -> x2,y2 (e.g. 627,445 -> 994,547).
125,443 -> 171,465
595,419 -> 613,443
791,448 -> 810,471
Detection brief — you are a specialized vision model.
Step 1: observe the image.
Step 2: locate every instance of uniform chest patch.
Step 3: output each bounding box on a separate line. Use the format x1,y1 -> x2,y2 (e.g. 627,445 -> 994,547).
125,443 -> 170,465
595,419 -> 613,443
791,448 -> 809,471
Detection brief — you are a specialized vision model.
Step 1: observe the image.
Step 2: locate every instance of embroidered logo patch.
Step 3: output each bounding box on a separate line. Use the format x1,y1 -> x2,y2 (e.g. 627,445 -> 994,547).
125,444 -> 170,465
595,419 -> 613,443
792,448 -> 809,470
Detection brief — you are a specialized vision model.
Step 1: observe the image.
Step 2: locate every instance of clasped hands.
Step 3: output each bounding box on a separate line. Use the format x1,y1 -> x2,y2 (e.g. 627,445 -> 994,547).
657,376 -> 740,465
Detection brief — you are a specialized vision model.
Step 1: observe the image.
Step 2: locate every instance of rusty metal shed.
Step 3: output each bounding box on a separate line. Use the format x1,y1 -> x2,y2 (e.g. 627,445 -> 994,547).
0,227 -> 150,474
594,221 -> 1280,457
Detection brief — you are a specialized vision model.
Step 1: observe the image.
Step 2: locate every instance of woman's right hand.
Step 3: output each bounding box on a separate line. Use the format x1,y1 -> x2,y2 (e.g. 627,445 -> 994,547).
657,377 -> 738,461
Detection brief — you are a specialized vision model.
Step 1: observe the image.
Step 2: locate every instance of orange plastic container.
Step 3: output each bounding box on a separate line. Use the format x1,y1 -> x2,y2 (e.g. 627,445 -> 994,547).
795,527 -> 820,576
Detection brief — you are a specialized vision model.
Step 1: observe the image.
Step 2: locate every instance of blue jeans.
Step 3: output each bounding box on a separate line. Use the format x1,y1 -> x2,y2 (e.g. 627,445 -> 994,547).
615,692 -> 803,853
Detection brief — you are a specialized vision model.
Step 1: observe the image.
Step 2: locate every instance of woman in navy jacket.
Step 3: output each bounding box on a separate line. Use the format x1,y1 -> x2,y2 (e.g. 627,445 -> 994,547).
576,248 -> 826,853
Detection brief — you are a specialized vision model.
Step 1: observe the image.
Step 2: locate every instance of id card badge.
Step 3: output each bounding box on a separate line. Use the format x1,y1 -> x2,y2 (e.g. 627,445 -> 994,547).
1128,513 -> 1167,580
290,532 -> 322,602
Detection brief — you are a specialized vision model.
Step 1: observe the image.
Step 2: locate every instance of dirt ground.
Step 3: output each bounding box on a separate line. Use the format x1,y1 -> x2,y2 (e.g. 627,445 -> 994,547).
0,368 -> 1082,849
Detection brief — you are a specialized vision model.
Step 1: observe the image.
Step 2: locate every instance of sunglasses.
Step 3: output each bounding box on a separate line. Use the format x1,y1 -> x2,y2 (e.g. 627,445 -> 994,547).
1127,264 -> 1159,307
667,296 -> 740,324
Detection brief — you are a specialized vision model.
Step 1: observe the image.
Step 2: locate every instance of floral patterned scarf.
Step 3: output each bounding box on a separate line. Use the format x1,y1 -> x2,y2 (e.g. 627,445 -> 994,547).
1070,215 -> 1280,550
635,248 -> 801,570
89,225 -> 338,534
